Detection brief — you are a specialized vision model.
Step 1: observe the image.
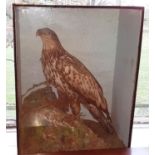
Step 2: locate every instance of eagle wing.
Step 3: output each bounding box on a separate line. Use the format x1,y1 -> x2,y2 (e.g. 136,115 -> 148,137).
57,53 -> 105,107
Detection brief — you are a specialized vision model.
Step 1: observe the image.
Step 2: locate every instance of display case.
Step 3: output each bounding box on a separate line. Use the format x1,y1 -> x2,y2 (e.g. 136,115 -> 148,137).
13,4 -> 144,155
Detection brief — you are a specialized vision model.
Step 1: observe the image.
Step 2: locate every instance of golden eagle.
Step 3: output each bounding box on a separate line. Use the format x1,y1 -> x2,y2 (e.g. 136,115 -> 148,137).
36,28 -> 113,133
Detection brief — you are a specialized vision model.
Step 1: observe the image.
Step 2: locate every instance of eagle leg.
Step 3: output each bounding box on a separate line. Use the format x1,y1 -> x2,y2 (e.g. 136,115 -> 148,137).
63,101 -> 81,123
70,101 -> 81,118
57,90 -> 70,113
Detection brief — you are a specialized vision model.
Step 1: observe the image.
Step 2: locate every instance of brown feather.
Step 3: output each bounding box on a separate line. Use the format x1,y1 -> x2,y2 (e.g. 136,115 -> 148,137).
37,28 -> 113,133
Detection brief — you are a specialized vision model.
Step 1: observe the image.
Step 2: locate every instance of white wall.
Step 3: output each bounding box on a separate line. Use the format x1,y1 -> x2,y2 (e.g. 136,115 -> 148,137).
112,9 -> 142,146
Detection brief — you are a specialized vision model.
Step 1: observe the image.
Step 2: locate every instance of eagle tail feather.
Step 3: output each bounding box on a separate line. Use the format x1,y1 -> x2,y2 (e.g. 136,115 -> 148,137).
85,104 -> 114,134
99,110 -> 114,133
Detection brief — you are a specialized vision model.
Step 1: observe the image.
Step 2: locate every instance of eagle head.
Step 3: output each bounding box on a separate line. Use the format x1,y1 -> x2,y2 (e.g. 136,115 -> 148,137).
36,28 -> 60,47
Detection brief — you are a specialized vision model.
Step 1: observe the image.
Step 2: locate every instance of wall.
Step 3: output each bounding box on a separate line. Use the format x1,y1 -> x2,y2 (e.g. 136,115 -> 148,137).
112,8 -> 142,146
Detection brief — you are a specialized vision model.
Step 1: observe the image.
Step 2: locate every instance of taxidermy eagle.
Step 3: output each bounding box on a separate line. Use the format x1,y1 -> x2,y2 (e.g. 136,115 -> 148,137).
36,28 -> 113,133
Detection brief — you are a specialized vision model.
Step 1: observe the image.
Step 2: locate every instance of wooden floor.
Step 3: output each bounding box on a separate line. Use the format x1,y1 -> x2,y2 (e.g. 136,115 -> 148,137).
27,148 -> 148,155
